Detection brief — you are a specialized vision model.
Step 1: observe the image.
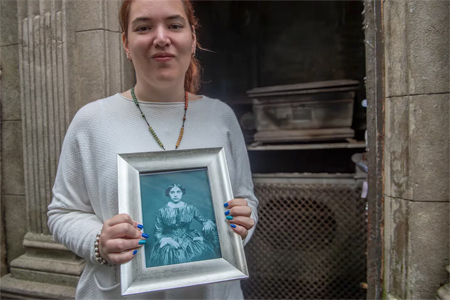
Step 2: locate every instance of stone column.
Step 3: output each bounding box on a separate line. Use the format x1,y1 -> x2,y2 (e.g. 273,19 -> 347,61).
384,0 -> 450,299
0,0 -> 27,282
0,0 -> 133,298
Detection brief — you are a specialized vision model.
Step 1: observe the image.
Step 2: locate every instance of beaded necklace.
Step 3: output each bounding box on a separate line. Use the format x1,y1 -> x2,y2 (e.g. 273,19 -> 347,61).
131,87 -> 188,150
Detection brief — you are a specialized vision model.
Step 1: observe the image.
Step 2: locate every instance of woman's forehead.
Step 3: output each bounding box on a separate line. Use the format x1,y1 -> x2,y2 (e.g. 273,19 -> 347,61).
170,186 -> 181,191
129,0 -> 187,20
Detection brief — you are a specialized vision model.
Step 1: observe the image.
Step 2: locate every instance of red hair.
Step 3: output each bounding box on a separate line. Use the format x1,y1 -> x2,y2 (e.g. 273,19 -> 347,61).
119,0 -> 201,93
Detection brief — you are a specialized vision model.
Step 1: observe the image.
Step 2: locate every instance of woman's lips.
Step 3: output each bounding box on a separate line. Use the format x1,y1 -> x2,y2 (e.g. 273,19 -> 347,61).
153,56 -> 173,62
152,53 -> 175,62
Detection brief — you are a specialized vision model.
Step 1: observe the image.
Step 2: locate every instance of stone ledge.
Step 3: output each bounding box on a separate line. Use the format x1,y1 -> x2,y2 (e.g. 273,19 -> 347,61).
437,265 -> 450,300
10,268 -> 79,287
386,293 -> 402,300
0,274 -> 75,299
384,197 -> 449,299
10,255 -> 85,275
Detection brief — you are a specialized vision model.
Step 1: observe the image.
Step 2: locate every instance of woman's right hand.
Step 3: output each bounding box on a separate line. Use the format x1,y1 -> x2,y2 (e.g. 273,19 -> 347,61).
159,237 -> 181,249
98,213 -> 148,265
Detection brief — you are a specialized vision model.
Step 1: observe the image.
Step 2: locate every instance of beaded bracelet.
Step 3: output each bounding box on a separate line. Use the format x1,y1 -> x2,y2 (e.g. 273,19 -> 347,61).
94,230 -> 113,266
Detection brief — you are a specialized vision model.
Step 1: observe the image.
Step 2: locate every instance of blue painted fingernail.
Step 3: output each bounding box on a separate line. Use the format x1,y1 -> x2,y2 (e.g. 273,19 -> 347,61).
142,233 -> 149,239
230,224 -> 236,228
137,224 -> 144,229
224,202 -> 229,207
133,250 -> 137,255
138,240 -> 146,245
226,215 -> 233,220
224,210 -> 230,216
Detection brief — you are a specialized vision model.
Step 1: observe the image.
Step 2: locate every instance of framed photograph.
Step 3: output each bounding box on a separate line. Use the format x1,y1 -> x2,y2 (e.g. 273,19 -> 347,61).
117,147 -> 248,296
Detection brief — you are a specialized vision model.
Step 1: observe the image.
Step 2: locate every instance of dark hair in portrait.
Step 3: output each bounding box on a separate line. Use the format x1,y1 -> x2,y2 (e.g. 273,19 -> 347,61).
165,184 -> 186,197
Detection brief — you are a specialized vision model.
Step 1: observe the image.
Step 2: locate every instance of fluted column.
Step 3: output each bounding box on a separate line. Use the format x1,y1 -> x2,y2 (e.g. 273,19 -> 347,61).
1,0 -> 133,298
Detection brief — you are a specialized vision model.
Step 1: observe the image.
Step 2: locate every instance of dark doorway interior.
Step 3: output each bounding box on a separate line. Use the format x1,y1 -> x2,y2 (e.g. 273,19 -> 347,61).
194,1 -> 368,299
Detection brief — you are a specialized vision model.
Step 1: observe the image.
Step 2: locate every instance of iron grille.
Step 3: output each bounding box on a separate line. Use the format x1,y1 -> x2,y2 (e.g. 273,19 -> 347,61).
242,177 -> 367,300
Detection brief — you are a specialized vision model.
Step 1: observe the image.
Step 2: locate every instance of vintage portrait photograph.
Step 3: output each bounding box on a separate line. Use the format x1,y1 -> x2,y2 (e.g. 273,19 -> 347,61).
140,168 -> 222,268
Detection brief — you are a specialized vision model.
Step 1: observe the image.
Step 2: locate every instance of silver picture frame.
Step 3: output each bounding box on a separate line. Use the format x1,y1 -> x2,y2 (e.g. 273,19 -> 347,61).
117,147 -> 248,296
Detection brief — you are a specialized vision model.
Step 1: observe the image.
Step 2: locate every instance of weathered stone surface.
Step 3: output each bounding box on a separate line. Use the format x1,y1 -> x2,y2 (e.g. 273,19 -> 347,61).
437,266 -> 450,300
384,0 -> 408,97
384,96 -> 409,199
6,234 -> 85,291
385,196 -> 450,300
74,0 -> 104,31
1,1 -> 127,299
75,30 -> 107,108
406,0 -> 449,94
0,274 -> 76,299
408,94 -> 449,200
75,29 -> 128,107
0,194 -> 6,277
385,94 -> 449,201
10,248 -> 85,275
106,31 -> 123,95
0,0 -> 18,46
0,44 -> 21,121
385,0 -> 450,96
4,196 -> 27,264
106,0 -> 121,32
11,268 -> 80,287
1,121 -> 25,195
74,0 -> 120,32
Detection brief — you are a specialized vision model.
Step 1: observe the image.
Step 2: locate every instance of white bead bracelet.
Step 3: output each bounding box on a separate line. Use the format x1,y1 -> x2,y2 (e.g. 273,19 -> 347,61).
94,230 -> 113,266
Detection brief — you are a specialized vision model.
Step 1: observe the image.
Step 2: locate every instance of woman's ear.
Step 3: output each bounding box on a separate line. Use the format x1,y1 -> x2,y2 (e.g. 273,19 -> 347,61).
122,32 -> 131,61
191,28 -> 197,56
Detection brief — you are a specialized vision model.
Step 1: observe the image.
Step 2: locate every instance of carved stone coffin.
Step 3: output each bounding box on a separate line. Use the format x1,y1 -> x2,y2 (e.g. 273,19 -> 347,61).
247,80 -> 359,143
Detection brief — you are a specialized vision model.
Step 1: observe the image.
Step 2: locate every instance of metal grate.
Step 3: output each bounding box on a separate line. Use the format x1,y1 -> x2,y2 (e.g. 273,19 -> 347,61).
242,178 -> 367,300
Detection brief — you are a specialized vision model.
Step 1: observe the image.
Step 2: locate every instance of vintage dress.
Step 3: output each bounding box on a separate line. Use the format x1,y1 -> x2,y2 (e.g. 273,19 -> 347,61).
47,93 -> 259,299
149,203 -> 219,267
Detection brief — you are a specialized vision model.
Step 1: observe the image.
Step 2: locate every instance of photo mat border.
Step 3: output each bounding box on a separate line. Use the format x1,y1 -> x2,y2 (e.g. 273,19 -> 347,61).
117,148 -> 248,296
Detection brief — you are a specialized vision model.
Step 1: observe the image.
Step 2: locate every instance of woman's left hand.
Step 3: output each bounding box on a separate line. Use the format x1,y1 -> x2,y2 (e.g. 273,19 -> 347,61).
224,198 -> 255,240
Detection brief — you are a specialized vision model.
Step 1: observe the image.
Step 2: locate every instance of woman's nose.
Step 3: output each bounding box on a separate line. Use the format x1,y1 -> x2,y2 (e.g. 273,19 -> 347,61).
153,26 -> 170,47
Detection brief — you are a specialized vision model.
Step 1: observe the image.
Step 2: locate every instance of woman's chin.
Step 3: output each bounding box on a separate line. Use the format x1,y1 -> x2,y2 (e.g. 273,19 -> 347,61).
153,72 -> 183,84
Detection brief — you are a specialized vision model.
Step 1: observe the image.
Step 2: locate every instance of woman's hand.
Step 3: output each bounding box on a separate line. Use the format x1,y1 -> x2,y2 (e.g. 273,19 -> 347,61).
224,198 -> 255,239
98,213 -> 148,265
202,220 -> 215,232
160,237 -> 181,249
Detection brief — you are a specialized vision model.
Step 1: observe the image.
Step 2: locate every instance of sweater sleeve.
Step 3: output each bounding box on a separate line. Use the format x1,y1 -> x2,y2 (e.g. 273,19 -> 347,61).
221,104 -> 259,246
47,107 -> 103,264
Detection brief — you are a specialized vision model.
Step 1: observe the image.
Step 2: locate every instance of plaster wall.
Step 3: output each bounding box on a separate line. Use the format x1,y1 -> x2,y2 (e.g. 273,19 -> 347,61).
384,0 -> 450,299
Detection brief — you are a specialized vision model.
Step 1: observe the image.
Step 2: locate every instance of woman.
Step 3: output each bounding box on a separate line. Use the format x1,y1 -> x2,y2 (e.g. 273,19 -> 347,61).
149,184 -> 219,267
47,0 -> 258,299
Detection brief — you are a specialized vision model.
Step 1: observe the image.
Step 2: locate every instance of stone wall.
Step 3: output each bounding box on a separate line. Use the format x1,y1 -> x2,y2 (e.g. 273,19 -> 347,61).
1,0 -> 449,299
384,0 -> 450,299
0,0 -> 133,297
0,0 -> 27,275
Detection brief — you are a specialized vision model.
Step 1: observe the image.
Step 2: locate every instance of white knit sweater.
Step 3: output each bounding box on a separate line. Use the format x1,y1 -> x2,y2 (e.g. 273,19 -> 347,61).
47,93 -> 259,299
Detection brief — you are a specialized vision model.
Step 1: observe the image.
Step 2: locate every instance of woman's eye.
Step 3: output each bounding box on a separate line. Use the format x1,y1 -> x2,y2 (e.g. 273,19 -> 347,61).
169,24 -> 183,30
136,25 -> 151,32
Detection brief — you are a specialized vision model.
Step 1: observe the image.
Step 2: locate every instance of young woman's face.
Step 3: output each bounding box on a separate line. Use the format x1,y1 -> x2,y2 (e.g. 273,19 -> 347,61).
123,0 -> 195,87
169,186 -> 183,202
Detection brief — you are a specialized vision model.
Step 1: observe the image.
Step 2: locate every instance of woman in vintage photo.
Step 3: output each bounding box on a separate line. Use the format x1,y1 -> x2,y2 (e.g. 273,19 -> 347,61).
149,184 -> 219,267
48,0 -> 258,299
